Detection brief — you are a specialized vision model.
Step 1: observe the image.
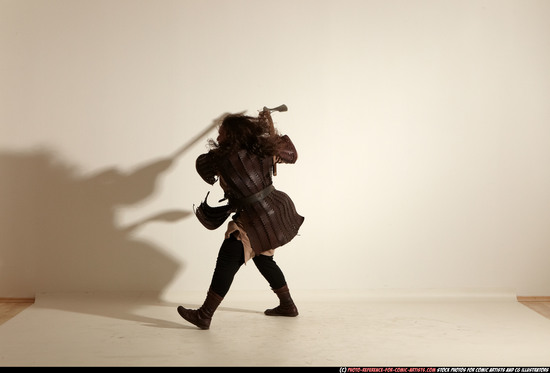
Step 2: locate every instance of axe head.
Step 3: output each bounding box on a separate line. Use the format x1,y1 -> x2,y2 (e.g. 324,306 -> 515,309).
263,104 -> 288,112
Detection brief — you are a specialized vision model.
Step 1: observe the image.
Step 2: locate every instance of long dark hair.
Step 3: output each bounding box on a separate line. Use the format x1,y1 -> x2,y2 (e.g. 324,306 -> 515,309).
207,112 -> 282,158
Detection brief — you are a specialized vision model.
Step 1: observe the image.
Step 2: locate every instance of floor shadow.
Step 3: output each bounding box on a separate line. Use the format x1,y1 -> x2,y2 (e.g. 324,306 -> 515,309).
0,113 -> 229,327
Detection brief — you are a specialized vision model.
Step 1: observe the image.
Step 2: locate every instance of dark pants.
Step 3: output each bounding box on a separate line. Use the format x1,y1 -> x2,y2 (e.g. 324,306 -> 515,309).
209,235 -> 287,297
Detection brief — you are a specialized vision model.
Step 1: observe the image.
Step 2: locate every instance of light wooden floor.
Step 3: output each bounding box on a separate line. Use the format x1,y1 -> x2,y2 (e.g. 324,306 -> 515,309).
519,299 -> 550,320
1,297 -> 550,327
0,300 -> 35,326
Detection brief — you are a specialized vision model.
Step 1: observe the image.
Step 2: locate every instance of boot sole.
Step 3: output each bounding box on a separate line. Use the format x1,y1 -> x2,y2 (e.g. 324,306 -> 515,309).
264,311 -> 299,317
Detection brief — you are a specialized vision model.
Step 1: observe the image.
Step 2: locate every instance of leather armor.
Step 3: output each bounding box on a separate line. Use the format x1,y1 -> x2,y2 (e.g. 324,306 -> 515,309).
195,135 -> 304,254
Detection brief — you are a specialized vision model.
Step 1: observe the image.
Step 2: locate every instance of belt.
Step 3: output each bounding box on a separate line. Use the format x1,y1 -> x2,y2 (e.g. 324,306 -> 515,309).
230,184 -> 275,209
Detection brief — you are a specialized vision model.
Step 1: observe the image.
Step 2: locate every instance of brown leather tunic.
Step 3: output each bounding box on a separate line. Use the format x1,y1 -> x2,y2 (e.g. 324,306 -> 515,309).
195,135 -> 304,255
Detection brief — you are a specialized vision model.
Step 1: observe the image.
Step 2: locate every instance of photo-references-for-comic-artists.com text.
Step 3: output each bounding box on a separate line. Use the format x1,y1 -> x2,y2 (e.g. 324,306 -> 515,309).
339,368 -> 549,373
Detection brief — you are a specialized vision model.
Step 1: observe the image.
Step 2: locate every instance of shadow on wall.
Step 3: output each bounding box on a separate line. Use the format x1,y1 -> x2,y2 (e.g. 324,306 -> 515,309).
0,148 -> 188,297
0,114 -> 226,300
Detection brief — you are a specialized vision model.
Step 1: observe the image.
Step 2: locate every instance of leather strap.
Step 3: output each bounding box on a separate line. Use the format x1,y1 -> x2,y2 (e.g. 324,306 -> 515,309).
231,184 -> 275,209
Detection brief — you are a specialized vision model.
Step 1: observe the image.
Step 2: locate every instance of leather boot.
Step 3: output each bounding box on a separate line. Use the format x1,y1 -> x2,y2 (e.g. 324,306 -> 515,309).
177,288 -> 224,330
265,284 -> 299,317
